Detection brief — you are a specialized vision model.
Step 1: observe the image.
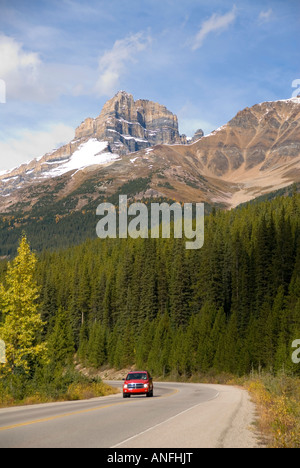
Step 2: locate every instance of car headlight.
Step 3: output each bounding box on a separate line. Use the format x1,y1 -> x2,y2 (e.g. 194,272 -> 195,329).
124,384 -> 128,389
144,383 -> 149,388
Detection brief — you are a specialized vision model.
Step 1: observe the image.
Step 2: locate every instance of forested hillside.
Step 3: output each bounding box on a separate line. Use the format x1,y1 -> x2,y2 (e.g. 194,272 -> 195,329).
1,192 -> 299,385
0,195 -> 213,258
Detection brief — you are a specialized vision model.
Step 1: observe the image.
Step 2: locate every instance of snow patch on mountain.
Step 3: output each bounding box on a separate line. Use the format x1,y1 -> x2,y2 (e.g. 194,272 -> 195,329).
42,139 -> 121,178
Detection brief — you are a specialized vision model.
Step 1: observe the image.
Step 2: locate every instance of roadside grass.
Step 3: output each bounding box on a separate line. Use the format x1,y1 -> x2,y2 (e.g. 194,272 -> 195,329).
244,372 -> 300,448
65,381 -> 118,401
0,371 -> 119,408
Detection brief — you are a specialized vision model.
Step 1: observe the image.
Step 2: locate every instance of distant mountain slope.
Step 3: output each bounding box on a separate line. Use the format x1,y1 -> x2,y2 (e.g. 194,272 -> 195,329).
0,91 -> 192,201
185,96 -> 300,206
0,94 -> 299,219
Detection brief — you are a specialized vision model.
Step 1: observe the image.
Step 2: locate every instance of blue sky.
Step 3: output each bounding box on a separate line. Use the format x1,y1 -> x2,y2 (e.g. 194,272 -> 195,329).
0,0 -> 299,172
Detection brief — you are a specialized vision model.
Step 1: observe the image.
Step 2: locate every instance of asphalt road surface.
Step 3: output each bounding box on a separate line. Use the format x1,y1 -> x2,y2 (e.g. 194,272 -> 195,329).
0,381 -> 261,448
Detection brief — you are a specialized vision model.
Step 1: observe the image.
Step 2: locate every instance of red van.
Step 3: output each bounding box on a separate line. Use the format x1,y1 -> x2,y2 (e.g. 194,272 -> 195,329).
123,371 -> 154,398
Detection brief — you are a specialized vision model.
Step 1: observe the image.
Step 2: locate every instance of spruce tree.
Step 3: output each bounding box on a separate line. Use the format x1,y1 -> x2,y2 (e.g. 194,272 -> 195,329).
47,307 -> 74,367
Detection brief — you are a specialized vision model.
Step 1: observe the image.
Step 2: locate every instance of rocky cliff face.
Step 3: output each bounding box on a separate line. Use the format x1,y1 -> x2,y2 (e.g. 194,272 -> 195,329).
0,91 -> 194,198
191,128 -> 204,143
191,96 -> 300,179
158,96 -> 300,206
75,90 -> 188,154
0,95 -> 299,214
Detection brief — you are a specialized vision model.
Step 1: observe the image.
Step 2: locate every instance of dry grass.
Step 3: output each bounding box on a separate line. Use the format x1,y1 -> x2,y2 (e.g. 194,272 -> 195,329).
0,377 -> 119,407
245,373 -> 300,448
65,381 -> 119,401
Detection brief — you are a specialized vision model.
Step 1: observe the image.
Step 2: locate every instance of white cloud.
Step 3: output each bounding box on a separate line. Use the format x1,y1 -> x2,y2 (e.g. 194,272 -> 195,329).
0,33 -> 40,77
0,33 -> 41,99
191,7 -> 237,50
0,33 -> 94,102
0,123 -> 74,172
95,32 -> 151,97
258,9 -> 273,23
0,31 -> 152,103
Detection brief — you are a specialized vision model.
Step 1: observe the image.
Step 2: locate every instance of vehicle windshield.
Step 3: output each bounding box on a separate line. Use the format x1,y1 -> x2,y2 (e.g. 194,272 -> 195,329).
126,373 -> 147,380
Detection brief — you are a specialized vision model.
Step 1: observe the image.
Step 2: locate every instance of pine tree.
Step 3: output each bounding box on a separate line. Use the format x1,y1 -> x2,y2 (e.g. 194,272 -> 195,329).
222,311 -> 241,374
135,318 -> 155,369
138,240 -> 159,323
170,326 -> 186,376
255,214 -> 276,308
195,302 -> 217,372
147,312 -> 171,375
86,321 -> 107,368
274,209 -> 294,292
47,307 -> 75,367
169,241 -> 191,326
212,309 -> 227,372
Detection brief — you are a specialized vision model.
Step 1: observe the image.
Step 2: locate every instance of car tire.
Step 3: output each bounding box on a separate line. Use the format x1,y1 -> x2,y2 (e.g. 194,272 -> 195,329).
123,393 -> 130,398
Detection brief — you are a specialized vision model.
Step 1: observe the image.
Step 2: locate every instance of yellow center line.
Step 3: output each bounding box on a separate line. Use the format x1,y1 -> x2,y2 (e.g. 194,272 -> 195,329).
0,400 -> 128,432
159,388 -> 179,398
0,387 -> 179,432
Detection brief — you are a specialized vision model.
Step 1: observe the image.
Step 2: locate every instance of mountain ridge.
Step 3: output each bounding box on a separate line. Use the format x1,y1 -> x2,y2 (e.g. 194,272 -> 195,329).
0,94 -> 300,216
0,91 -> 194,185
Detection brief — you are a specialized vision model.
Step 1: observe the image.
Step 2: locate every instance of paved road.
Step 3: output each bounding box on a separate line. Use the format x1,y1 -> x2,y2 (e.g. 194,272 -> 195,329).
0,381 -> 261,448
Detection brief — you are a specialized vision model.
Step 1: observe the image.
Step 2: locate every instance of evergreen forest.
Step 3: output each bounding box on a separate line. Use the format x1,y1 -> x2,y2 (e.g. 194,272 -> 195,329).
1,191 -> 299,396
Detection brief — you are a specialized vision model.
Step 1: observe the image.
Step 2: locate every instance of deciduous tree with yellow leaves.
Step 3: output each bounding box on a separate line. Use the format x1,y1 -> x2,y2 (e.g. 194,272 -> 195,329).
0,236 -> 47,376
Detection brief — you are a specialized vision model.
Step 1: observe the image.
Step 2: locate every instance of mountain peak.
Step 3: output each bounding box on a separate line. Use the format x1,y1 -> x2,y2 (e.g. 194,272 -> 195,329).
114,90 -> 133,98
0,92 -> 192,199
74,91 -> 188,153
0,95 -> 299,215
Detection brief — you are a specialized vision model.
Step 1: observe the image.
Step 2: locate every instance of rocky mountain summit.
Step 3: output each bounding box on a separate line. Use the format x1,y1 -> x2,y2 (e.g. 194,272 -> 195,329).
0,94 -> 299,216
0,91 -> 197,198
150,96 -> 300,207
75,90 -> 190,154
